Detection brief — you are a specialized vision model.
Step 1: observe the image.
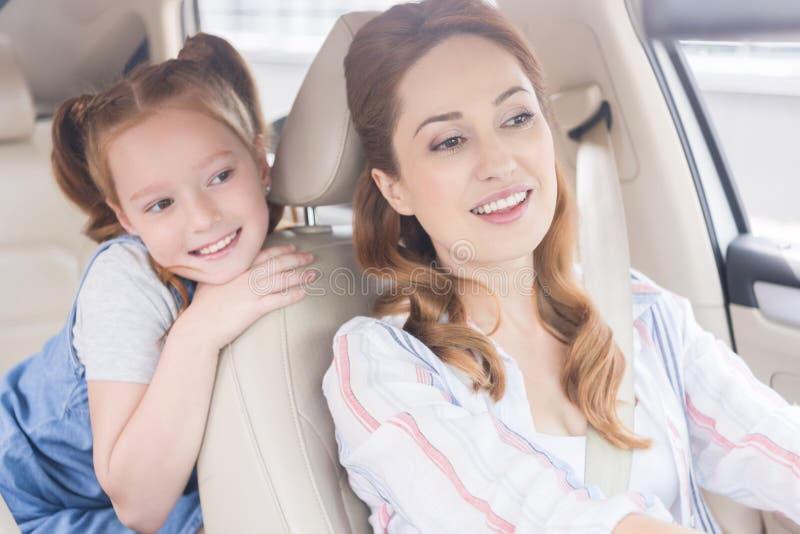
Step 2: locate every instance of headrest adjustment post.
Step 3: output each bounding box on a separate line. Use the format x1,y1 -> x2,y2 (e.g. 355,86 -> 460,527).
304,207 -> 318,226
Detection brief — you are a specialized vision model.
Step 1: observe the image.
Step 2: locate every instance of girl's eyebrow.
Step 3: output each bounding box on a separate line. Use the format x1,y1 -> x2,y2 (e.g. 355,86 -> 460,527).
192,149 -> 233,171
130,183 -> 166,203
130,149 -> 236,202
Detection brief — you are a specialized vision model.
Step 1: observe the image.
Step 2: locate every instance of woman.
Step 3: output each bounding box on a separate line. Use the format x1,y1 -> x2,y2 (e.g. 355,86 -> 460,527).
322,0 -> 800,532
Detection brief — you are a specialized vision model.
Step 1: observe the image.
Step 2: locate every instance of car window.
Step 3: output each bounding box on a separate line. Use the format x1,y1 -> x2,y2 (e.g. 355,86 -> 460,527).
198,0 -> 401,122
680,41 -> 800,245
197,0 -> 404,227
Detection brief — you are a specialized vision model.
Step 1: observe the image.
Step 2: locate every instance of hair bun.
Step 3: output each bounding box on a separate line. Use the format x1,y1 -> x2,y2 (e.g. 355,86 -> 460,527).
178,33 -> 244,83
68,94 -> 95,128
177,32 -> 266,136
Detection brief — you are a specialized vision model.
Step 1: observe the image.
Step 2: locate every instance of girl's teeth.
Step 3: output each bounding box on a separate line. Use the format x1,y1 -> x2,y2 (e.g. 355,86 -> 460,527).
197,231 -> 236,255
472,191 -> 529,215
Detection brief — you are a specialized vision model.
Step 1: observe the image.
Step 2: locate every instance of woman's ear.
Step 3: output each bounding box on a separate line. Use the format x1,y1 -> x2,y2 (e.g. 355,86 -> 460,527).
106,199 -> 138,236
371,168 -> 414,216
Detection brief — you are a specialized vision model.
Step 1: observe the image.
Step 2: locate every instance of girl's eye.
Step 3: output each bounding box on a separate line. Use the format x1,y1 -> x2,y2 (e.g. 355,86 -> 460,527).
209,169 -> 232,185
147,199 -> 173,213
503,112 -> 534,128
432,136 -> 465,152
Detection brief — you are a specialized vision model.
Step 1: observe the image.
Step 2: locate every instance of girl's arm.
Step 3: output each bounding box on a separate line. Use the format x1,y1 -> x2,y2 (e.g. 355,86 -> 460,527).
323,317 -> 678,533
88,246 -> 313,533
664,291 -> 800,523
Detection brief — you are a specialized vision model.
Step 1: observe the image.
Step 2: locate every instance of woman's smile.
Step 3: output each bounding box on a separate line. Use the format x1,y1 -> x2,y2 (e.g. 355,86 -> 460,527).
469,185 -> 534,224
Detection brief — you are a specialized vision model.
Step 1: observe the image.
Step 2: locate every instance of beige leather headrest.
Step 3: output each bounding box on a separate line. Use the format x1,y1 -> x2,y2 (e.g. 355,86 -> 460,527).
270,12 -> 377,207
0,35 -> 35,142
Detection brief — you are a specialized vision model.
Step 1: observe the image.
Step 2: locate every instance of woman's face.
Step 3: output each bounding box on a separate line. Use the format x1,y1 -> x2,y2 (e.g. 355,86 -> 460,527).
106,107 -> 271,285
373,34 -> 558,272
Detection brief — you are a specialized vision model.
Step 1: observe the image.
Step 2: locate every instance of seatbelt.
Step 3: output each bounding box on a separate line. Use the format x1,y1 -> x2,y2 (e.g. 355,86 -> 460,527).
550,85 -> 636,497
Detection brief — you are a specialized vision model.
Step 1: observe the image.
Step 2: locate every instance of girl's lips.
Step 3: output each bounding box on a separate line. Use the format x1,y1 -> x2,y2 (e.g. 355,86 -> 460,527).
189,228 -> 242,260
471,190 -> 531,225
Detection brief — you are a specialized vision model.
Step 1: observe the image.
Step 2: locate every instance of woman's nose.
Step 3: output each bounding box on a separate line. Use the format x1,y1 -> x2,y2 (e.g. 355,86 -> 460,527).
475,133 -> 517,181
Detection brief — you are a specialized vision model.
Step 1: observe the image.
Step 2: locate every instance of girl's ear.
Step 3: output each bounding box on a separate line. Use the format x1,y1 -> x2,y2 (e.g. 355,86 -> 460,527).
372,168 -> 414,216
254,134 -> 271,187
106,199 -> 138,236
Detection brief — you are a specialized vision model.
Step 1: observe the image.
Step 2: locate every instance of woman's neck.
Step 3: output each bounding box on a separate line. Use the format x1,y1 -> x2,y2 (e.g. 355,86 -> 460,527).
438,252 -> 541,333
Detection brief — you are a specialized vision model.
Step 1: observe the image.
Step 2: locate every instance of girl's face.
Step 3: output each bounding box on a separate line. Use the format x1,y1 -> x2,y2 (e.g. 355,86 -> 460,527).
106,107 -> 271,285
373,34 -> 558,271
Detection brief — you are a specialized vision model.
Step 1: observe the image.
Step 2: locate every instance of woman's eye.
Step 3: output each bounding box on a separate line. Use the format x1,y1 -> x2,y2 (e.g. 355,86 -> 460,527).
432,136 -> 465,152
209,169 -> 232,185
503,112 -> 534,127
147,199 -> 173,213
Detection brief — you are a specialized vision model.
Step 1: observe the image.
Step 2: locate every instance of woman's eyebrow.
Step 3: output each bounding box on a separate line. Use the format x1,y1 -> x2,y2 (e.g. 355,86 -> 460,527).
412,87 -> 530,138
414,111 -> 462,137
494,86 -> 529,106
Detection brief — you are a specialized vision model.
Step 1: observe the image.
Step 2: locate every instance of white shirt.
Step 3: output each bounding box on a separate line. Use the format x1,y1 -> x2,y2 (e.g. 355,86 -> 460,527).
530,402 -> 680,519
323,270 -> 800,533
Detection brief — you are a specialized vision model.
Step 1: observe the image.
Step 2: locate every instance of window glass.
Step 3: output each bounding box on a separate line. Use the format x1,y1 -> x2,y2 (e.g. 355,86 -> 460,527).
198,0 -> 401,122
681,41 -> 800,244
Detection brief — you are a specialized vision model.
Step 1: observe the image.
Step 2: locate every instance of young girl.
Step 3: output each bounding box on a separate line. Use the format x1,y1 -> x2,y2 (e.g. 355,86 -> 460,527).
0,33 -> 314,533
323,1 -> 800,532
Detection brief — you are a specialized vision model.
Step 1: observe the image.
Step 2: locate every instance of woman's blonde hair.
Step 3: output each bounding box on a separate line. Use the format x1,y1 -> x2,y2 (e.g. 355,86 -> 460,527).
51,33 -> 283,310
346,0 -> 648,449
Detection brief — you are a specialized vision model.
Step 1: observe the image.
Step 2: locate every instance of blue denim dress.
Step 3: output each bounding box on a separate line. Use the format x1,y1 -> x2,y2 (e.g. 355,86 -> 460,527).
0,235 -> 203,533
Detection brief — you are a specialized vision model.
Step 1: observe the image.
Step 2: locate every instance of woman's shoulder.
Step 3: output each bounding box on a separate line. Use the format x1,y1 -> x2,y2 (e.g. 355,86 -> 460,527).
335,314 -> 408,347
629,268 -> 675,320
334,313 -> 440,364
336,313 -> 407,337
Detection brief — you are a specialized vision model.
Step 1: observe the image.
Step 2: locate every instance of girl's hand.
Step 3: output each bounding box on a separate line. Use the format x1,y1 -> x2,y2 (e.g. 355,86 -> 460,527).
179,244 -> 316,350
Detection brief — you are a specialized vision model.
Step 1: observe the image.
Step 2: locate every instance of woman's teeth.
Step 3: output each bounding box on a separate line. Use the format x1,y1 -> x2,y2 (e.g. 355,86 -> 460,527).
194,230 -> 237,255
471,190 -> 528,215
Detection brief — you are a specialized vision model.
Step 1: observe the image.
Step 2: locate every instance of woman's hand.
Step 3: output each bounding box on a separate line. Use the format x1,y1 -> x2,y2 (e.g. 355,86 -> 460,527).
179,244 -> 316,351
614,513 -> 701,533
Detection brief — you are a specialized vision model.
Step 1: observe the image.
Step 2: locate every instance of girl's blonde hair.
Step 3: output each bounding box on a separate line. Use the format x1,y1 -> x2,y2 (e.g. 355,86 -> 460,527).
346,0 -> 649,449
51,33 -> 283,310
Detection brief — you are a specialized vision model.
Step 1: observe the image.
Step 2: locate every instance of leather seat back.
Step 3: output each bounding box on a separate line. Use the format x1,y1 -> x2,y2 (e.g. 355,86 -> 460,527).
0,35 -> 94,374
197,13 -> 377,534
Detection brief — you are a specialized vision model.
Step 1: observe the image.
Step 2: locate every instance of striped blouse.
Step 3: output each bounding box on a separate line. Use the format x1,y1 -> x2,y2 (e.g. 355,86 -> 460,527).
322,271 -> 800,533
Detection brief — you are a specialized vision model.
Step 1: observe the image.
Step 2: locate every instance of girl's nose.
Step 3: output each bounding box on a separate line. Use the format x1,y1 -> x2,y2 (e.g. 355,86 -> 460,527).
187,195 -> 222,232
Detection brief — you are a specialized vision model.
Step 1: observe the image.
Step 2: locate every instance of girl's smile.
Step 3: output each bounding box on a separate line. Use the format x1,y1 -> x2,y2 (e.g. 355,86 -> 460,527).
106,107 -> 271,285
188,227 -> 242,259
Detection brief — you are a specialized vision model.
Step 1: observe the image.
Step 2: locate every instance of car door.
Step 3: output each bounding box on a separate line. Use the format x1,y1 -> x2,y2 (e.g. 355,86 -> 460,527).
641,1 -> 800,531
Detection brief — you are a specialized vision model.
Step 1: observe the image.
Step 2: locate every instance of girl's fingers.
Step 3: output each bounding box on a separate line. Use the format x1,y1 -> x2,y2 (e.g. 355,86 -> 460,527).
251,266 -> 318,297
256,251 -> 314,278
258,285 -> 307,314
252,244 -> 297,266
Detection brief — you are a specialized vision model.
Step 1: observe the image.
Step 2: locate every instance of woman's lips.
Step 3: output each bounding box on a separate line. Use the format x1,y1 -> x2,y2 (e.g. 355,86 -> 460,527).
471,190 -> 531,225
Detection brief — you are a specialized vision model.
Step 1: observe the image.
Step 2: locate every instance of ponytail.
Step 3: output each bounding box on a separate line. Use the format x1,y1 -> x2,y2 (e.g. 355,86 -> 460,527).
51,95 -> 126,243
